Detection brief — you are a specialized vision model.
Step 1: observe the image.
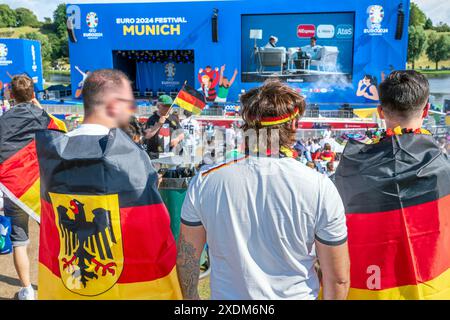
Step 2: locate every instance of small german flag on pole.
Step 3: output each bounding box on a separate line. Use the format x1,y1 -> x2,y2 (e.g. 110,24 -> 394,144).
36,129 -> 182,299
0,104 -> 67,222
173,83 -> 206,115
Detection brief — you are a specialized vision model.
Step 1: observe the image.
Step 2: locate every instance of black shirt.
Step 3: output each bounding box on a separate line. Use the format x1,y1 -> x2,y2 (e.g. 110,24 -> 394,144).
144,111 -> 181,157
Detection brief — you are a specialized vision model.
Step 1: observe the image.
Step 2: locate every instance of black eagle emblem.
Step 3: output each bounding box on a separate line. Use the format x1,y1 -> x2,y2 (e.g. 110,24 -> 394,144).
57,199 -> 117,287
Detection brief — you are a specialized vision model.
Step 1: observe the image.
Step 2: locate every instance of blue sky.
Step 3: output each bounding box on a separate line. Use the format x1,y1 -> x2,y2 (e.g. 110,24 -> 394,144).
3,0 -> 450,25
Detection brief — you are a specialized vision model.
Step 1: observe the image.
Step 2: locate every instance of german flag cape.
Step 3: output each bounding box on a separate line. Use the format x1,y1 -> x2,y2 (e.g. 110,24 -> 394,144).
35,129 -> 182,299
335,134 -> 450,299
0,103 -> 67,222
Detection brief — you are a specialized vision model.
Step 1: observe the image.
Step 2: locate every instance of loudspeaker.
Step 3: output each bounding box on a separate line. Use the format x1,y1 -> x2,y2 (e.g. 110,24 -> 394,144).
395,4 -> 405,40
212,9 -> 218,42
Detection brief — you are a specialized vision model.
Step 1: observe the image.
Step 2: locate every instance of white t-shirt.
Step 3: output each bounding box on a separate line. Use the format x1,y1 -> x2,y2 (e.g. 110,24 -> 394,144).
181,117 -> 200,147
181,155 -> 347,300
66,124 -> 110,137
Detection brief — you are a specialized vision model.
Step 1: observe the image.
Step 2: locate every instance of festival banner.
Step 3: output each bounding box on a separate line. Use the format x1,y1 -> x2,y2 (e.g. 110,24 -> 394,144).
335,134 -> 450,299
36,129 -> 181,299
0,104 -> 67,222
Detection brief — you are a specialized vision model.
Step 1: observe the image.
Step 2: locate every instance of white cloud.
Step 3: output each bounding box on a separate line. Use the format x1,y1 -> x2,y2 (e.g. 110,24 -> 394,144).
413,0 -> 450,25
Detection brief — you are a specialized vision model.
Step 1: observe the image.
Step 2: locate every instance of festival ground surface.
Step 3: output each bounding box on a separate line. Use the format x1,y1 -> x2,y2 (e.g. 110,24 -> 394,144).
0,221 -> 211,300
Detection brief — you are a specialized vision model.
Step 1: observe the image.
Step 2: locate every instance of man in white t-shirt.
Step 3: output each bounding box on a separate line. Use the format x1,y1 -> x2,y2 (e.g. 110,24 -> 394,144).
181,110 -> 201,163
176,79 -> 349,300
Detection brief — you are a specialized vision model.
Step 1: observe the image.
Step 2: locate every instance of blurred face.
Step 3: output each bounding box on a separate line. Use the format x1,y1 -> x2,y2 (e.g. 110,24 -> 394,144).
222,77 -> 230,87
310,39 -> 316,46
106,79 -> 136,128
363,77 -> 371,86
157,103 -> 171,116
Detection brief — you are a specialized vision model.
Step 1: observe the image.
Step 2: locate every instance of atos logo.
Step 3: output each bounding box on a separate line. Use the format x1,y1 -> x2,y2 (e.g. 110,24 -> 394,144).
297,24 -> 316,38
336,24 -> 353,39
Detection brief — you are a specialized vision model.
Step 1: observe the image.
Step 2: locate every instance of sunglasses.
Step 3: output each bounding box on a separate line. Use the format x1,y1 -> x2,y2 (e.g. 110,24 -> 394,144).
115,97 -> 137,111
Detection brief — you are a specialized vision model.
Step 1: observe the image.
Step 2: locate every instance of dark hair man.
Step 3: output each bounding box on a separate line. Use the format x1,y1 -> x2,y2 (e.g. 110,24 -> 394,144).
177,79 -> 350,300
335,70 -> 450,299
144,95 -> 184,159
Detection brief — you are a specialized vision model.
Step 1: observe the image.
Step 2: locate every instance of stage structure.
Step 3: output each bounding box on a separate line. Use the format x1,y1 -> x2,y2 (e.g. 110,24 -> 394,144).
67,0 -> 410,109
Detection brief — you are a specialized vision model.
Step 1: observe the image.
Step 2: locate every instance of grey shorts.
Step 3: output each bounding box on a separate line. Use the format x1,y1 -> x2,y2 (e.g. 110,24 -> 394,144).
3,198 -> 29,247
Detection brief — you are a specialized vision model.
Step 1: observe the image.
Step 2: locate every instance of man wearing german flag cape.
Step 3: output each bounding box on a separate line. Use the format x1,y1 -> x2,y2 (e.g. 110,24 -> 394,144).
36,69 -> 181,299
335,71 -> 450,299
0,75 -> 67,300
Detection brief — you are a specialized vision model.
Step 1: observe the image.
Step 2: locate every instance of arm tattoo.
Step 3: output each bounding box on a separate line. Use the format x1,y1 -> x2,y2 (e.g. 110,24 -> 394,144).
176,233 -> 200,299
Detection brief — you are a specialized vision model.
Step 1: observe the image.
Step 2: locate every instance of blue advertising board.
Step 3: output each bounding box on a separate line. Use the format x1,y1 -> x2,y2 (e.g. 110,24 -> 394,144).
0,38 -> 44,95
67,0 -> 410,109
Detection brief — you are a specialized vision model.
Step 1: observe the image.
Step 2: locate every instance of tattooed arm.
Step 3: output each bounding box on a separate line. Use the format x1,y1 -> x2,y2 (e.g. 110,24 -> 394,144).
176,223 -> 206,300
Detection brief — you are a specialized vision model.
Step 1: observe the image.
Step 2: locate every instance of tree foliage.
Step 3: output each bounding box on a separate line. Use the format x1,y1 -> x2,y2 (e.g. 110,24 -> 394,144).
424,18 -> 433,30
408,26 -> 427,69
0,4 -> 17,27
426,32 -> 450,70
409,3 -> 427,27
15,7 -> 41,27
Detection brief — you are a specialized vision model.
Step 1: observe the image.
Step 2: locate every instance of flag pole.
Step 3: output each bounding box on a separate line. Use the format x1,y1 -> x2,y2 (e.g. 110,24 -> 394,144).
164,80 -> 187,117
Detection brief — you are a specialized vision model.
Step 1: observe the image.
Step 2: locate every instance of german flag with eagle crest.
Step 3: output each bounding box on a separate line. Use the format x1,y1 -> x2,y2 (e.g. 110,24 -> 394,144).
335,133 -> 450,299
36,128 -> 181,299
0,103 -> 67,222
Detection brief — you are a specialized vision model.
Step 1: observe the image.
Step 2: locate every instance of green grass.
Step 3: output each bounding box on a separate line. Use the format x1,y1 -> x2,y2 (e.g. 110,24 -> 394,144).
0,26 -> 40,38
417,69 -> 450,75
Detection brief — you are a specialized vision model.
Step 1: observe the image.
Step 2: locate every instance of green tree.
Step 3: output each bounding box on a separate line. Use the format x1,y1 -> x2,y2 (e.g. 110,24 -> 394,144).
434,22 -> 450,33
15,7 -> 40,27
20,32 -> 53,62
409,2 -> 427,27
424,18 -> 433,30
53,3 -> 68,37
0,4 -> 17,27
408,25 -> 427,69
426,32 -> 450,70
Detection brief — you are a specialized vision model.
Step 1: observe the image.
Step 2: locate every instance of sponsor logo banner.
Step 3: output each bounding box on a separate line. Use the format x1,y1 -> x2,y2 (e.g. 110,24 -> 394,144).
297,24 -> 316,38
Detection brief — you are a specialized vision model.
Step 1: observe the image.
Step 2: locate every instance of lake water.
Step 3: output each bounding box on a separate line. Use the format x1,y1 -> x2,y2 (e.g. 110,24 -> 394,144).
427,74 -> 450,105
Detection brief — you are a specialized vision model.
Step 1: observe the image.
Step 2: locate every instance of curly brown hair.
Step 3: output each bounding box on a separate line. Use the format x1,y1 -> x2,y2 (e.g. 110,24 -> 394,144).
240,79 -> 306,152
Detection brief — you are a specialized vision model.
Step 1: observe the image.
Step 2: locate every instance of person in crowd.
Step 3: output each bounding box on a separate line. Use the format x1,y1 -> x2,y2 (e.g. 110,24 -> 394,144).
177,79 -> 350,300
335,70 -> 450,299
144,95 -> 184,159
67,70 -> 134,137
301,37 -> 322,61
437,137 -> 448,155
305,161 -> 317,171
181,110 -> 201,163
0,75 -> 42,300
264,35 -> 279,48
319,143 -> 336,162
124,115 -> 145,146
326,161 -> 335,177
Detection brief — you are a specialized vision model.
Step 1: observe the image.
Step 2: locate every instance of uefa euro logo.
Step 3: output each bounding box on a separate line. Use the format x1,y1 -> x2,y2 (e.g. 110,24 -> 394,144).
364,5 -> 388,36
165,62 -> 176,78
367,5 -> 384,28
0,43 -> 8,58
86,12 -> 99,29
